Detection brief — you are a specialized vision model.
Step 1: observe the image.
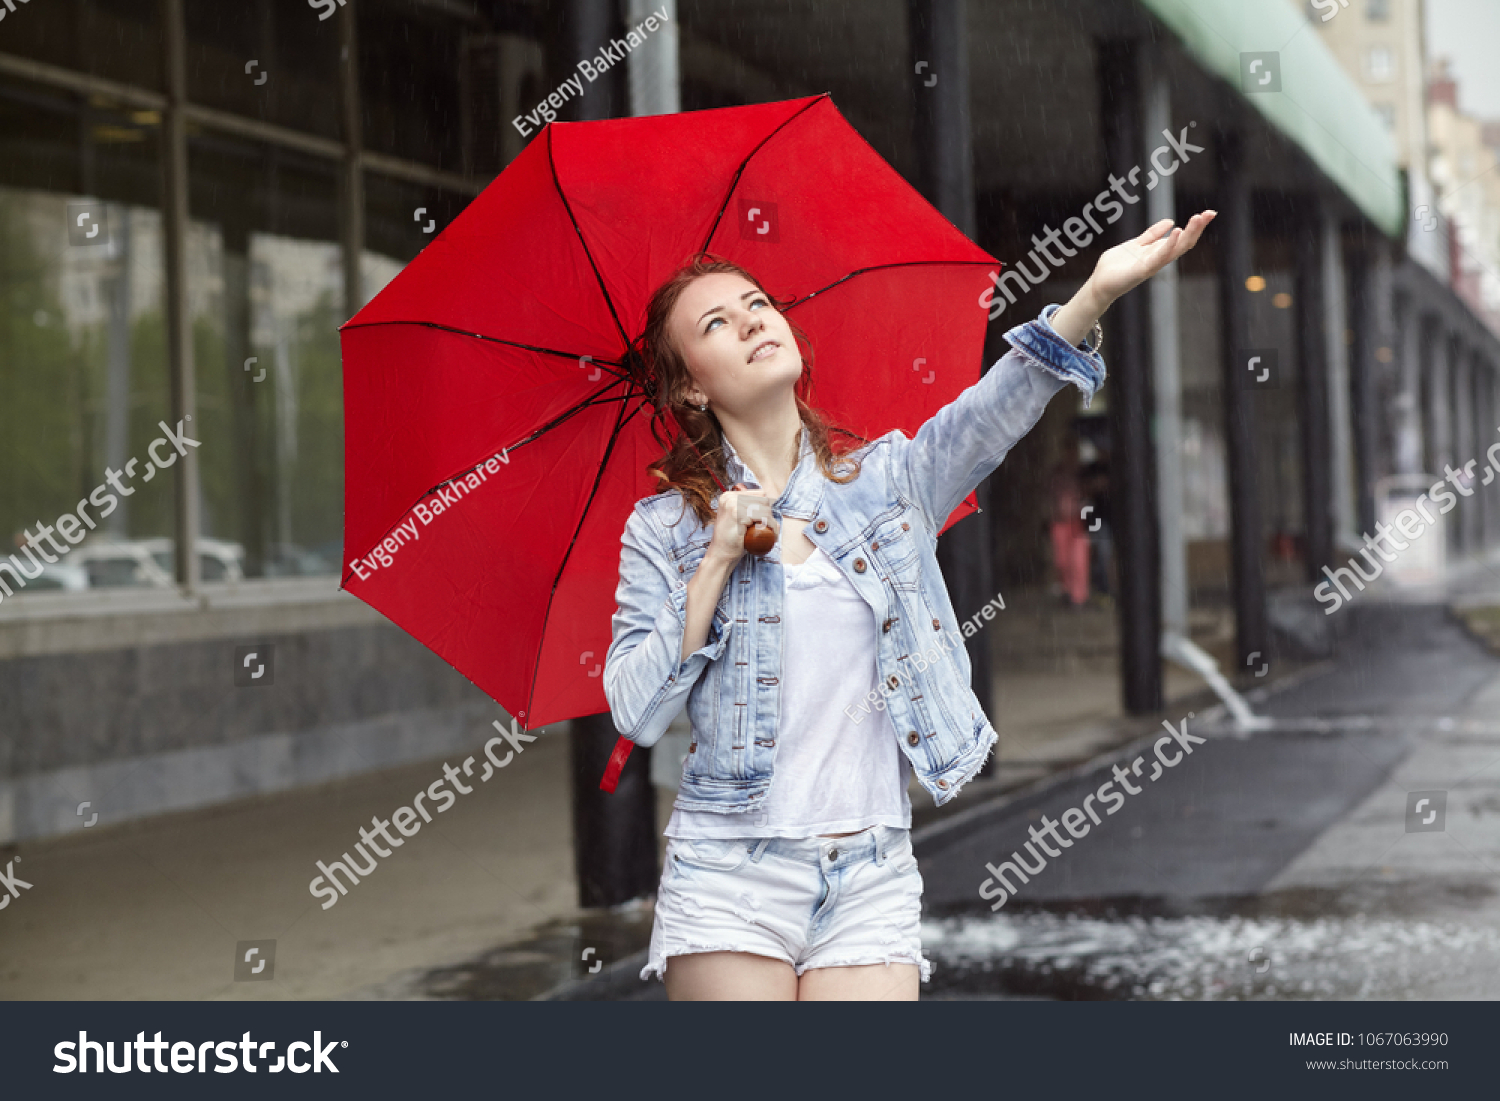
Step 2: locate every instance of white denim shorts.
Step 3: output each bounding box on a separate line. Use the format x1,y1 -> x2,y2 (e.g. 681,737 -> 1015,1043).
642,824 -> 931,983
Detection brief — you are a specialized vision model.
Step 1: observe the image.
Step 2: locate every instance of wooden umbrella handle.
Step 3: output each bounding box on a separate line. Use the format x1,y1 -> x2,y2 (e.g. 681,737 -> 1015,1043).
743,521 -> 777,555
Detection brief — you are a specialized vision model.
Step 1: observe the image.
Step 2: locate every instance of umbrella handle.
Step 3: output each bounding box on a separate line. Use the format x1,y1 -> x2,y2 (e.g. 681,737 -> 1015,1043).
743,521 -> 777,556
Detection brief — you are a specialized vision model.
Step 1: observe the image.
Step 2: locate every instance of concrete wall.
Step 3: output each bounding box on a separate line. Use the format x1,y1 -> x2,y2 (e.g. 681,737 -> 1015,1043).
0,580 -> 511,843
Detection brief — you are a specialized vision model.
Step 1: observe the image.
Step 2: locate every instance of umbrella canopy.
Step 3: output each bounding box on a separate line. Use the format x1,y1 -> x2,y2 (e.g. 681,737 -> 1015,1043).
340,94 -> 998,732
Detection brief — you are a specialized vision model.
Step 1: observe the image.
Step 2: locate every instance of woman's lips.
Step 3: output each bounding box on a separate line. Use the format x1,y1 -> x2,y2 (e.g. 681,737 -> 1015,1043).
748,340 -> 779,363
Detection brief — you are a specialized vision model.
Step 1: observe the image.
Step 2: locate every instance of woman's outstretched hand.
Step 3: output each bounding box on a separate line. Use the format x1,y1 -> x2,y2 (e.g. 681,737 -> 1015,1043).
1050,211 -> 1216,347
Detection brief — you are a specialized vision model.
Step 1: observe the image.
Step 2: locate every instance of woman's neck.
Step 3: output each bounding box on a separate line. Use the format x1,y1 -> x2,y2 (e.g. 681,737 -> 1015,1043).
717,399 -> 803,500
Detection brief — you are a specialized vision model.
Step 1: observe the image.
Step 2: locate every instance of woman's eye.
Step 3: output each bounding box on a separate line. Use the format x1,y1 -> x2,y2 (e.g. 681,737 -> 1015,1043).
705,317 -> 723,333
750,297 -> 767,310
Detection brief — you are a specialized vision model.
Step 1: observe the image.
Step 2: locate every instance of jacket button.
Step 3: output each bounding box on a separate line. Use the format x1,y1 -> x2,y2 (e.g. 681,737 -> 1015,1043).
882,618 -> 893,633
907,731 -> 920,746
871,540 -> 880,551
888,674 -> 900,689
933,618 -> 941,630
853,558 -> 867,573
689,742 -> 697,754
901,522 -> 910,531
814,519 -> 828,533
936,778 -> 949,790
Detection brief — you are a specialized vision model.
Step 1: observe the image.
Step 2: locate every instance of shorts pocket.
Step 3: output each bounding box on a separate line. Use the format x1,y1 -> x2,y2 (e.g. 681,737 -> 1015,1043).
886,836 -> 919,877
670,838 -> 754,876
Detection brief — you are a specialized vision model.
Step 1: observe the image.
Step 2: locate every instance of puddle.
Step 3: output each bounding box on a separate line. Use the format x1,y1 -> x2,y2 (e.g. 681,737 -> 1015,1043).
419,902 -> 656,1000
922,889 -> 1500,1000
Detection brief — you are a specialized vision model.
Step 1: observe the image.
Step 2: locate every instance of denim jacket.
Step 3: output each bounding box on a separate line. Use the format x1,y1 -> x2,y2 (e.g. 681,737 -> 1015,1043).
604,305 -> 1106,812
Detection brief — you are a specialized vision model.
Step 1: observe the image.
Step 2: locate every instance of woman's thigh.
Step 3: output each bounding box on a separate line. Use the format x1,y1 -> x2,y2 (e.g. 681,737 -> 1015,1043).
664,951 -> 799,1001
798,962 -> 920,1001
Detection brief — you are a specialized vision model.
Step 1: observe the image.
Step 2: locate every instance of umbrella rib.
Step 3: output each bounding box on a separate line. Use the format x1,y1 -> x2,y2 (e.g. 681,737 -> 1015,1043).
340,384 -> 646,588
523,395 -> 650,724
700,94 -> 828,252
785,258 -> 998,309
547,124 -> 632,352
338,318 -> 631,383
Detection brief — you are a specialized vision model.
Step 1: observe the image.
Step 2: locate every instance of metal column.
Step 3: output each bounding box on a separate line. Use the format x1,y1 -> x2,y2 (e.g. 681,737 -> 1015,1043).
1142,51 -> 1189,645
627,0 -> 679,116
160,0 -> 200,592
1295,204 -> 1334,580
1477,361 -> 1496,549
561,0 -> 658,908
338,4 -> 364,318
1322,207 -> 1357,549
1099,40 -> 1161,713
908,0 -> 996,735
1214,127 -> 1268,668
1393,288 -> 1426,476
1348,236 -> 1392,535
1450,343 -> 1475,555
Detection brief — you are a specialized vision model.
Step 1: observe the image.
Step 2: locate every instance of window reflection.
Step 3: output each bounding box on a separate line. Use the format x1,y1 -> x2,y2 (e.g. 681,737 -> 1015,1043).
190,136 -> 344,579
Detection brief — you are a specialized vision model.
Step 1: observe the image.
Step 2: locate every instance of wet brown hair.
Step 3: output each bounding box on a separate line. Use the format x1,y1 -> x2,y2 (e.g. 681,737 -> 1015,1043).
638,253 -> 863,526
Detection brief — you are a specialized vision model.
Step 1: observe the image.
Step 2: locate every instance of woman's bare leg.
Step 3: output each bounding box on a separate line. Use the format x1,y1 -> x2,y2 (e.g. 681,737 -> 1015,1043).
797,963 -> 920,1001
664,952 -> 799,1000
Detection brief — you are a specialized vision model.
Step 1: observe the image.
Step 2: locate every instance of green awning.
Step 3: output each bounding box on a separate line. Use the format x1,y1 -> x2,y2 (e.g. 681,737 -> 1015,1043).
1138,0 -> 1404,237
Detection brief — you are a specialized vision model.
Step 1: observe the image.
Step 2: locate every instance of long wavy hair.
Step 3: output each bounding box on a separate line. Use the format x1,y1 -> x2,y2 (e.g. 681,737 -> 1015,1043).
637,254 -> 863,527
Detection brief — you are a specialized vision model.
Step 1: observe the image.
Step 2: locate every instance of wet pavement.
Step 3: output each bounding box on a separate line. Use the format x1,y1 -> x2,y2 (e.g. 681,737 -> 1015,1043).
413,600 -> 1500,1002
911,603 -> 1500,1000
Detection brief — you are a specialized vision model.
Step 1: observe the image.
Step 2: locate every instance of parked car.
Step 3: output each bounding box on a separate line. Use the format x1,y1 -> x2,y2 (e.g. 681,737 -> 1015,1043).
142,537 -> 245,583
263,541 -> 339,577
68,536 -> 245,588
0,559 -> 89,594
69,537 -> 176,589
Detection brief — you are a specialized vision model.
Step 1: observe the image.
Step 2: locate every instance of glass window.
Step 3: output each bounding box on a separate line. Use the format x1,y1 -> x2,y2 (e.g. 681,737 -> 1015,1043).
0,0 -> 164,93
363,172 -> 473,269
358,0 -> 471,171
183,0 -> 345,142
188,132 -> 345,578
0,76 -> 177,603
1367,47 -> 1395,82
1366,0 -> 1391,21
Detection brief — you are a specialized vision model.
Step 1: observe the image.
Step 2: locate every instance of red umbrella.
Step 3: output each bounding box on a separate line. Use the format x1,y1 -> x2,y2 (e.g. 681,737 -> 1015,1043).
339,93 -> 997,753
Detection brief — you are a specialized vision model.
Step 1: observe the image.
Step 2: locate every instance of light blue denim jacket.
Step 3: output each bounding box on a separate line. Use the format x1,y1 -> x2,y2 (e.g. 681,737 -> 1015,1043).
604,304 -> 1106,813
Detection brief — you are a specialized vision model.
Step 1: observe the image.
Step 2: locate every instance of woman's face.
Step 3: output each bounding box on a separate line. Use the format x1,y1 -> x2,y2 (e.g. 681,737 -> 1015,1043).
667,272 -> 802,416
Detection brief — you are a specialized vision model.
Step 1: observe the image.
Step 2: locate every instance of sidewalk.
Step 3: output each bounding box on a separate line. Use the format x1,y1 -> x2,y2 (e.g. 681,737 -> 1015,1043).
0,593 -> 1269,1001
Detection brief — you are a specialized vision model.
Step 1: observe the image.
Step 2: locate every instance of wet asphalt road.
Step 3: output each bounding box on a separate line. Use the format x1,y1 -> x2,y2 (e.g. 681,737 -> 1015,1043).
915,604 -> 1500,999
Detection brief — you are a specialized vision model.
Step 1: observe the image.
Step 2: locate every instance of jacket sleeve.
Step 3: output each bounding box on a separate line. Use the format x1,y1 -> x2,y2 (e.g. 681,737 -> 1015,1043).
603,501 -> 733,748
893,303 -> 1107,532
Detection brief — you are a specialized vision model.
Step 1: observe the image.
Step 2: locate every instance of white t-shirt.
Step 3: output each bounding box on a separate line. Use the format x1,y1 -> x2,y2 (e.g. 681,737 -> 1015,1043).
665,546 -> 912,839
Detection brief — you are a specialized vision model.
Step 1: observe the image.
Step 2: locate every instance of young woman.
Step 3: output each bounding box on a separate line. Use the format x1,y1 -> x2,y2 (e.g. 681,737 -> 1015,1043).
604,211 -> 1215,1000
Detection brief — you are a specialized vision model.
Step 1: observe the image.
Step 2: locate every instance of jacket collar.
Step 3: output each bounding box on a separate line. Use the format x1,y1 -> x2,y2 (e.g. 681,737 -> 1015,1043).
721,425 -> 824,520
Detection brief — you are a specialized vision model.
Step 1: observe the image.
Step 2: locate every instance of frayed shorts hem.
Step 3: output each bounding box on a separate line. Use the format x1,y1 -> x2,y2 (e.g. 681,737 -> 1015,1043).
641,947 -> 933,984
